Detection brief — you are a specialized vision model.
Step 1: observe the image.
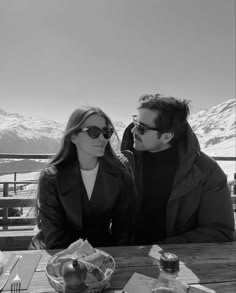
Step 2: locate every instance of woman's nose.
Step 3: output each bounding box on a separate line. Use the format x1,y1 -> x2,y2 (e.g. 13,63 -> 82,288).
98,132 -> 107,141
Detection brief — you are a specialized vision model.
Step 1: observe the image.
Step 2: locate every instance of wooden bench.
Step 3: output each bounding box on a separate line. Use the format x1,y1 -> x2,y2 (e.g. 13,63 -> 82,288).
0,196 -> 36,227
0,180 -> 38,250
0,230 -> 38,250
0,179 -> 236,250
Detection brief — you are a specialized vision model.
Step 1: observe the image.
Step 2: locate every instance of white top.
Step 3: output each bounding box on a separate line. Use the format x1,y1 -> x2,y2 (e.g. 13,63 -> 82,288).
80,163 -> 99,200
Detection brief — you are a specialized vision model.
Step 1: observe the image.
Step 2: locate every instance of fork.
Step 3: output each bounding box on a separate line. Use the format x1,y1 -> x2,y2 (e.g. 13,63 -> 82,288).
10,255 -> 23,293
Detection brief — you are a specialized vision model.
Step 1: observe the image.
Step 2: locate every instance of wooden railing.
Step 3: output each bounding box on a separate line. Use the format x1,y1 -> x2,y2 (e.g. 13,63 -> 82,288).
0,180 -> 38,231
0,153 -> 235,250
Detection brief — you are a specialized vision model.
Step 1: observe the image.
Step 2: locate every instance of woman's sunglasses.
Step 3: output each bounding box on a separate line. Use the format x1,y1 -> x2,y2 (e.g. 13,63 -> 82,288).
77,126 -> 114,139
132,115 -> 160,135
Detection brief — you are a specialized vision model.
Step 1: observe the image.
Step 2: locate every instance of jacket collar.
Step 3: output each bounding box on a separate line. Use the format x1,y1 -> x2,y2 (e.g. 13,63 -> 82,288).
57,161 -> 81,196
133,123 -> 204,201
56,156 -> 122,196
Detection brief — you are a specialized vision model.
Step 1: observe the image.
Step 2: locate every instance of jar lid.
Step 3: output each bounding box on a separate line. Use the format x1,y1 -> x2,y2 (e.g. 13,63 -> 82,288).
160,253 -> 179,273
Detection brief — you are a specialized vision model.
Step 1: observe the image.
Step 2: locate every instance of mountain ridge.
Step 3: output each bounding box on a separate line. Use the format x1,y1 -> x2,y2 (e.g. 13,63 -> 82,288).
0,99 -> 235,178
0,99 -> 235,156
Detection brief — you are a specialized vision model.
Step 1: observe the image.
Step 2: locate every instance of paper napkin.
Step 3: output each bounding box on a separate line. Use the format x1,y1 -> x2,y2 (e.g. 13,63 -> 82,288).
3,252 -> 42,290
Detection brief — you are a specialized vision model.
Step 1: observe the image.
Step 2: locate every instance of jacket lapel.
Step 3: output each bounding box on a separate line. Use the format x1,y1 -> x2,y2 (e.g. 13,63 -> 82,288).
89,158 -> 122,209
56,162 -> 83,230
133,152 -> 144,216
166,125 -> 204,235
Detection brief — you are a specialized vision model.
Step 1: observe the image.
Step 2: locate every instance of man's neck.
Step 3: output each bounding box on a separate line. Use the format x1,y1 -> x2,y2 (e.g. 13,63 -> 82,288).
149,143 -> 172,153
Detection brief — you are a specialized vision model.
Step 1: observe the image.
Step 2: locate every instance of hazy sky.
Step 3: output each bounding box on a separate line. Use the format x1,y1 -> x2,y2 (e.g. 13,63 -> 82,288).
0,0 -> 235,124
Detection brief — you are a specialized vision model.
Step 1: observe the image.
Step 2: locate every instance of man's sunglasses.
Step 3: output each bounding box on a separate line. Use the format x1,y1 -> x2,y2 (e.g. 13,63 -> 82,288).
77,126 -> 114,139
132,115 -> 160,135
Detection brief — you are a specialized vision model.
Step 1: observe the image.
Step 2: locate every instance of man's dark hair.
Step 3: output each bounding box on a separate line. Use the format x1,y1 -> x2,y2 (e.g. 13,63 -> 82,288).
138,94 -> 190,145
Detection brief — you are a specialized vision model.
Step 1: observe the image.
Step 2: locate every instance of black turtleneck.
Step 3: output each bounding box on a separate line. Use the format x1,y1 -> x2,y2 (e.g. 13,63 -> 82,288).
136,146 -> 178,244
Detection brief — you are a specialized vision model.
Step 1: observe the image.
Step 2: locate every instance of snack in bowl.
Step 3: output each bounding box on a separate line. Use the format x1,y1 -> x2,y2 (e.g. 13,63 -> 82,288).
62,259 -> 88,293
46,239 -> 115,293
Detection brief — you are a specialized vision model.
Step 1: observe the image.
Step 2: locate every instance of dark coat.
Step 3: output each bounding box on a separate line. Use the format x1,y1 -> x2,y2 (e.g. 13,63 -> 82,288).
121,123 -> 235,243
32,152 -> 135,249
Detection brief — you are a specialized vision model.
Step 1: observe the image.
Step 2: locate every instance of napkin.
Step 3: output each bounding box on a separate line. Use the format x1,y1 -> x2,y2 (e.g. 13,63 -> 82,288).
189,284 -> 216,293
2,252 -> 42,290
122,272 -> 159,293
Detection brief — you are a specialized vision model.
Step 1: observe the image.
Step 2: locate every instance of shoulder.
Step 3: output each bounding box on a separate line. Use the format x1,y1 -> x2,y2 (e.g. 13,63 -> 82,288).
195,151 -> 227,180
116,150 -> 134,174
39,165 -> 58,183
117,150 -> 134,163
196,151 -> 219,168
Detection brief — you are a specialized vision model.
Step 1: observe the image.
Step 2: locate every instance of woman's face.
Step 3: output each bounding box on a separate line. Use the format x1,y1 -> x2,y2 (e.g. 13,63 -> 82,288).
71,114 -> 110,162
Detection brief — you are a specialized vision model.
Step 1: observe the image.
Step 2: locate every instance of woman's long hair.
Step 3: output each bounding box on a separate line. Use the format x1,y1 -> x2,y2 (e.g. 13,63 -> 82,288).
35,106 -> 125,226
49,106 -> 121,168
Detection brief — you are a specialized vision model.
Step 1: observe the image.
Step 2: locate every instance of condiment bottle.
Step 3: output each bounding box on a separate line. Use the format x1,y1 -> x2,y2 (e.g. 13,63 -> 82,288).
152,253 -> 188,293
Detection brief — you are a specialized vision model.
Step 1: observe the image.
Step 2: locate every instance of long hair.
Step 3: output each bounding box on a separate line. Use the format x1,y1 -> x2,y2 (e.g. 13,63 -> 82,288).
48,106 -> 121,167
35,106 -> 125,227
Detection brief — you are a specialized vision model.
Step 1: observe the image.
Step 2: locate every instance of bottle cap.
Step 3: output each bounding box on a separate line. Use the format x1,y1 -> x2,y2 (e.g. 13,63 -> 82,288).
160,253 -> 179,273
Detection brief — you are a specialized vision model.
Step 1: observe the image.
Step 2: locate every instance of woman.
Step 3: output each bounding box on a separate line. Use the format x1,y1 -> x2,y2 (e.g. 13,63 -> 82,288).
31,106 -> 135,249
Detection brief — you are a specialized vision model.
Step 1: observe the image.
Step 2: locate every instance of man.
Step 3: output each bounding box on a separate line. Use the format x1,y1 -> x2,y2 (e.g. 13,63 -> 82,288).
121,94 -> 234,244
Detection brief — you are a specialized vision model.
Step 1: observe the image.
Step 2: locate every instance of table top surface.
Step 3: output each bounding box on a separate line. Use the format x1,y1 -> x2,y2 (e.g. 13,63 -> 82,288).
1,242 -> 236,293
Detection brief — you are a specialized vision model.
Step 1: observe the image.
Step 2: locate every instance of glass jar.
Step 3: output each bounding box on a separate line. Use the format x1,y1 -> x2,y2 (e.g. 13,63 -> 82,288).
152,252 -> 187,293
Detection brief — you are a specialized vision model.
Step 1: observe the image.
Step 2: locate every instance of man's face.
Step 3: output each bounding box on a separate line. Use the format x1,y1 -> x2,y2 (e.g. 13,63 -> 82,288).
131,108 -> 172,152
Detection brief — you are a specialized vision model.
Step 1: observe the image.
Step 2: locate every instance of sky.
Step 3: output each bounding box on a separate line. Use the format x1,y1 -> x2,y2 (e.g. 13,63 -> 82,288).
0,0 -> 235,125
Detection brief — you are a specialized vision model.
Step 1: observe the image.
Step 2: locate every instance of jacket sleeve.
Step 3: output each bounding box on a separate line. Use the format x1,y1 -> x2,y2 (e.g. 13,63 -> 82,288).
111,169 -> 136,245
163,162 -> 235,244
37,169 -> 73,249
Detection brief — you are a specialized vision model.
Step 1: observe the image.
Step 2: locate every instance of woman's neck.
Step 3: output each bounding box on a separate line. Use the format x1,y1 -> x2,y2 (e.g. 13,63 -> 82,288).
78,156 -> 98,171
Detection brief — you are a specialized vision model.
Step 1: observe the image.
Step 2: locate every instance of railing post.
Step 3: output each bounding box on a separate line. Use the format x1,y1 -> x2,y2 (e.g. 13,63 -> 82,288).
2,183 -> 9,231
14,172 -> 17,194
234,173 -> 236,195
3,182 -> 8,197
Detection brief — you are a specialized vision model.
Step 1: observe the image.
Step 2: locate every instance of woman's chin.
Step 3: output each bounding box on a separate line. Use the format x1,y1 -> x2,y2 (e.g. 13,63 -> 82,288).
95,150 -> 105,157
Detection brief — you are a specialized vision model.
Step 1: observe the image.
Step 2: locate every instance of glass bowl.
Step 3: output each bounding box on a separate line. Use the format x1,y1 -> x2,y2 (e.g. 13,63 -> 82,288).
45,249 -> 115,293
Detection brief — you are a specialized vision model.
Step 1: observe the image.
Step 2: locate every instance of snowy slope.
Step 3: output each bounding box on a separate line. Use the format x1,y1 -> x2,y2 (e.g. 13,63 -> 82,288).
0,99 -> 235,177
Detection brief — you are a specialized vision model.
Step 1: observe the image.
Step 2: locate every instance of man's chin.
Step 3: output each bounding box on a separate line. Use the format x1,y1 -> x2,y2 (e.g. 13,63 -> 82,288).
133,142 -> 143,151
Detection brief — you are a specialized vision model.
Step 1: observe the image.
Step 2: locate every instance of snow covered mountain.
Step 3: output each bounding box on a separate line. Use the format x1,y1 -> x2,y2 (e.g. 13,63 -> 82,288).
0,99 -> 235,155
189,98 -> 235,157
0,109 -> 64,153
0,99 -> 235,177
0,108 -> 126,154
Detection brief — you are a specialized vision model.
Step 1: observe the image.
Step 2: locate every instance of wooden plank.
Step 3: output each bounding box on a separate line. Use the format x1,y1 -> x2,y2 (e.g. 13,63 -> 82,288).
2,243 -> 236,292
0,196 -> 36,208
0,153 -> 53,159
0,216 -> 36,226
232,195 -> 236,212
212,157 -> 236,161
231,195 -> 236,204
0,194 -> 36,231
11,247 -> 236,292
0,230 -> 37,250
0,180 -> 38,185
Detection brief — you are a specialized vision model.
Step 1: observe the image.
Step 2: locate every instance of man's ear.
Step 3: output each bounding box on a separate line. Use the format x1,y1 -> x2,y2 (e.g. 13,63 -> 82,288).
161,132 -> 174,144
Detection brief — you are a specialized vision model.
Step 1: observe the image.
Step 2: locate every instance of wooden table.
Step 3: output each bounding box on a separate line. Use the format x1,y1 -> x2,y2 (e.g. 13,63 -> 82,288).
2,242 -> 236,292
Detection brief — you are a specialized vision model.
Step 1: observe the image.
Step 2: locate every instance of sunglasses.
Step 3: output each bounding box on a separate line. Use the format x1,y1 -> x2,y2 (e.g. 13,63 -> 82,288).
77,126 -> 114,139
132,115 -> 160,135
